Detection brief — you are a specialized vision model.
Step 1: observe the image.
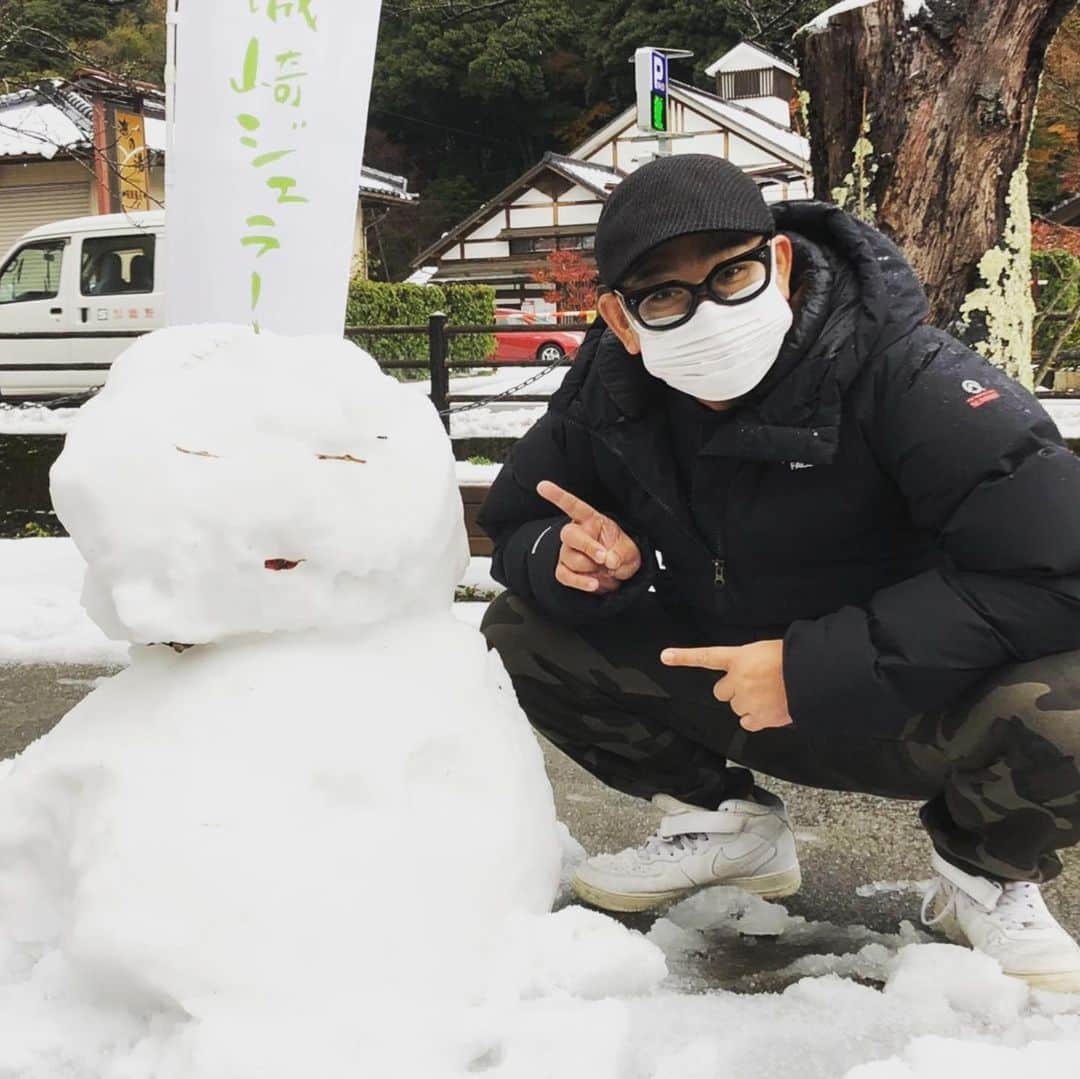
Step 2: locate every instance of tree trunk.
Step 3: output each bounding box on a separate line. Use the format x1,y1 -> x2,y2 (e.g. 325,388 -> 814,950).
794,0 -> 1076,385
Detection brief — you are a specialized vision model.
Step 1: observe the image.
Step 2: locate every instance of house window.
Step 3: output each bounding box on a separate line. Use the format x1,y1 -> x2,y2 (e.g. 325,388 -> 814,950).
0,240 -> 66,305
509,233 -> 595,254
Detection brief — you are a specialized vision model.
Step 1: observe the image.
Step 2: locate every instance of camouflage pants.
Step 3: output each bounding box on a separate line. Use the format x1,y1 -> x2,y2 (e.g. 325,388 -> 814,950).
481,591 -> 1080,884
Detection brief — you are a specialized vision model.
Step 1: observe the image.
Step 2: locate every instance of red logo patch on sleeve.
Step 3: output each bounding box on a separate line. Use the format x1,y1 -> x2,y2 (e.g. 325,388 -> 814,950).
967,389 -> 1001,408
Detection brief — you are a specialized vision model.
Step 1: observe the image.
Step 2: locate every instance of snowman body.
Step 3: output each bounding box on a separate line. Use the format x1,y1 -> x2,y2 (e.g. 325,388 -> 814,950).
0,328 -> 573,1076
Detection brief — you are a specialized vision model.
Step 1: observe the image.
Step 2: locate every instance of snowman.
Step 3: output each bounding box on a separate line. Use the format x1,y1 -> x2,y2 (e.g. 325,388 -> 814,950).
0,325 -> 664,1078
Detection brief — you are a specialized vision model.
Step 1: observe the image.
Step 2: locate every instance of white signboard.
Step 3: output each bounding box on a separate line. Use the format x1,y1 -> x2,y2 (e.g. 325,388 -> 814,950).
166,0 -> 382,335
635,47 -> 668,134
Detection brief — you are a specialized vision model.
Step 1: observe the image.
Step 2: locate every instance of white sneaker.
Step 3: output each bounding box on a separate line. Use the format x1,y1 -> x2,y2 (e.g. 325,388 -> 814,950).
571,789 -> 801,913
921,850 -> 1080,993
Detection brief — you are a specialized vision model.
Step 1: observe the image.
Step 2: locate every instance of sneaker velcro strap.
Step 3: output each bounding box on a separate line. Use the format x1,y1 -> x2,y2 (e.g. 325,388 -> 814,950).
658,811 -> 743,839
931,849 -> 1002,910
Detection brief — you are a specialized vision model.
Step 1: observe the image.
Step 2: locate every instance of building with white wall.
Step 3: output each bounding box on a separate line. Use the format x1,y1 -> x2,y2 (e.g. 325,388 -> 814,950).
410,42 -> 812,307
0,73 -> 414,274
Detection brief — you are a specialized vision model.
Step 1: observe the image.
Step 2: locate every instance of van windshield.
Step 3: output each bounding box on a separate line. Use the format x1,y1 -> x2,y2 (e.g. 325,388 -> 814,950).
0,241 -> 66,305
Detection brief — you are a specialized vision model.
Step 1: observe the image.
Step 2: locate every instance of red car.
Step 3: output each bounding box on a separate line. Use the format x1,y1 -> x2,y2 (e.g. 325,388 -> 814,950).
489,308 -> 584,365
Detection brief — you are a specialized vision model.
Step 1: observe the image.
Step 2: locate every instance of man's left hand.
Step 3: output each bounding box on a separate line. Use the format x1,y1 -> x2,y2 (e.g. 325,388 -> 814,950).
661,640 -> 793,732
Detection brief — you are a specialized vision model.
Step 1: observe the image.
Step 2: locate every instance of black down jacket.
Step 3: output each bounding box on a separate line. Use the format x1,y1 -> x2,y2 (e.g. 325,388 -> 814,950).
477,200 -> 1080,736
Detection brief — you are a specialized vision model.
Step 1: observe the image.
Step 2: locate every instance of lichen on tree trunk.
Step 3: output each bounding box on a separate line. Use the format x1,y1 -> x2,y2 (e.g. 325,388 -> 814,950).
958,161 -> 1037,388
795,0 -> 1075,385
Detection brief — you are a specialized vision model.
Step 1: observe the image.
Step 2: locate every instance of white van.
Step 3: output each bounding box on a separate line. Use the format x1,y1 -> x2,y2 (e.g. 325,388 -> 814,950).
0,211 -> 164,398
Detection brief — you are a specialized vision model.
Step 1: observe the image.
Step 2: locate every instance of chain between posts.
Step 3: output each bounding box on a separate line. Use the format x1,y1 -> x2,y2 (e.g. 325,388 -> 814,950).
346,313 -> 591,433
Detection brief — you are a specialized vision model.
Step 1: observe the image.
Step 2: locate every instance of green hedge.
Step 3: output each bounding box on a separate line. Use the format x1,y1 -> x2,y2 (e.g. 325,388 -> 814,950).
346,281 -> 496,375
1034,250 -> 1080,360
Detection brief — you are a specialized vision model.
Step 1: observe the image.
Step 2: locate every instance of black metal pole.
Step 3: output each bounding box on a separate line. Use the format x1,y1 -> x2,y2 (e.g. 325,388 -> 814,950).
428,311 -> 450,432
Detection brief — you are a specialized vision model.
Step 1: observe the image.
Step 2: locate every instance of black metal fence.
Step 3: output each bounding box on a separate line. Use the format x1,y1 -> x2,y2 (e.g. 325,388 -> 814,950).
0,315 -> 592,431
344,313 -> 590,430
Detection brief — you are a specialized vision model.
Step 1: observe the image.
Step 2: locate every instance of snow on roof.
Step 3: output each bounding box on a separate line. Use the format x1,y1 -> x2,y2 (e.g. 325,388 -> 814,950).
797,0 -> 877,35
359,165 -> 416,203
705,42 -> 799,78
549,155 -> 622,196
0,79 -> 163,160
0,95 -> 87,159
0,80 -> 411,203
404,265 -> 438,286
672,82 -> 810,166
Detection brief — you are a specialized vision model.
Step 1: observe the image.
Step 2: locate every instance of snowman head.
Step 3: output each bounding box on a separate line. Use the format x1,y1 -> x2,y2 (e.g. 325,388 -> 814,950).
51,326 -> 468,644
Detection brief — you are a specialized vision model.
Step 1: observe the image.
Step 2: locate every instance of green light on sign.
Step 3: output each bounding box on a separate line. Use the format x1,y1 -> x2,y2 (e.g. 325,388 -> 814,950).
651,91 -> 667,132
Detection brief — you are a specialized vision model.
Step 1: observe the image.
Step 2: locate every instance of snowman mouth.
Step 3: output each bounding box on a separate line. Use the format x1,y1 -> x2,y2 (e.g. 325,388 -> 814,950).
264,559 -> 305,572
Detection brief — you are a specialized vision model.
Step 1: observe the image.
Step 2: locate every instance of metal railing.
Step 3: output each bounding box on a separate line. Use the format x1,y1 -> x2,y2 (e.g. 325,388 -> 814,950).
344,313 -> 590,430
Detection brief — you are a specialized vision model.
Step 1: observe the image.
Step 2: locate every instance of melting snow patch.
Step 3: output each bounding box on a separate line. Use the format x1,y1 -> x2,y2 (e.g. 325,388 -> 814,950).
856,880 -> 933,898
799,0 -> 876,34
0,405 -> 80,436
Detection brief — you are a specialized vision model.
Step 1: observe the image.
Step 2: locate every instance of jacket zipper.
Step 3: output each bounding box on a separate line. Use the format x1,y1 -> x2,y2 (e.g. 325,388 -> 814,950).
567,414 -> 728,590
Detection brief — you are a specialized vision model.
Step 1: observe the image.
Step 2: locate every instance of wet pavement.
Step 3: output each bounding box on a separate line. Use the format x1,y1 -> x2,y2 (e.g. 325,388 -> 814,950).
2,659 -> 1078,994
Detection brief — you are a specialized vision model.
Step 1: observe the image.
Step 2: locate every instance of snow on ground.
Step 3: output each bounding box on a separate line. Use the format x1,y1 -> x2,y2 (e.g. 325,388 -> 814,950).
1043,398 -> 1080,439
0,364 -> 559,441
0,550 -> 1079,1069
451,405 -> 544,439
856,879 -> 932,899
460,555 -> 503,594
7,377 -> 1079,446
455,460 -> 502,485
0,539 -> 129,665
416,366 -> 562,439
408,365 -> 569,401
0,405 -> 80,435
634,899 -> 1080,1079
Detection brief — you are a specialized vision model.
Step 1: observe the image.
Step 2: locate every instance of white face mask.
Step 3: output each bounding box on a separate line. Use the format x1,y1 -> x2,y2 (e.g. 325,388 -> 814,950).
623,253 -> 793,403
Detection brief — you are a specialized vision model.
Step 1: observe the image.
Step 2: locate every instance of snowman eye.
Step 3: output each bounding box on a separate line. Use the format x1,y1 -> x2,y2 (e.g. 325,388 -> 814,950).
175,445 -> 221,459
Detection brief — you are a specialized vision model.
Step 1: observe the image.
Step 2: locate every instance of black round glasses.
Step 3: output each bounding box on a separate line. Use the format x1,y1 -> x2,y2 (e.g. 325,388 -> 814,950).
616,239 -> 774,331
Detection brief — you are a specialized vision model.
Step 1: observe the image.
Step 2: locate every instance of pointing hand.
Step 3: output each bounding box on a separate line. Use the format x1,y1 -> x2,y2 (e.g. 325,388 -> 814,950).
536,480 -> 642,595
661,640 -> 793,732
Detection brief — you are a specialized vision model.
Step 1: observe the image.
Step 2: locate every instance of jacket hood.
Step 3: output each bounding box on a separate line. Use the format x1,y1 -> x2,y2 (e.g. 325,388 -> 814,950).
773,199 -> 930,364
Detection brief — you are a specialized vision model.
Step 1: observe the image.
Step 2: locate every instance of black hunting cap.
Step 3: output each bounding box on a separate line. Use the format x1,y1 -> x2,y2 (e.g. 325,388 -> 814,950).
595,154 -> 775,288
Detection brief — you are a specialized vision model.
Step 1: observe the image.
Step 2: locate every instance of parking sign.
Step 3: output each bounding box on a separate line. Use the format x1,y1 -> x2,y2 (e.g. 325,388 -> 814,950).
636,47 -> 669,134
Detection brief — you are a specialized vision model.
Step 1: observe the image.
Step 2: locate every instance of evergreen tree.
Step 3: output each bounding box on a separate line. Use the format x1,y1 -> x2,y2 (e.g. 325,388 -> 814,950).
0,0 -> 163,83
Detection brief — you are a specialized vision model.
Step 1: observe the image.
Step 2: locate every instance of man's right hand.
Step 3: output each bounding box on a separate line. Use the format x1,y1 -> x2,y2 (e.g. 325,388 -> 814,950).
537,480 -> 642,594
